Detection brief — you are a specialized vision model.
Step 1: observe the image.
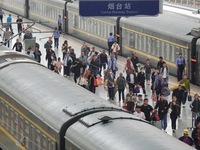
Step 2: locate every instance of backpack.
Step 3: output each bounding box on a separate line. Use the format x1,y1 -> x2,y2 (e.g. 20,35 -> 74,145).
161,86 -> 170,97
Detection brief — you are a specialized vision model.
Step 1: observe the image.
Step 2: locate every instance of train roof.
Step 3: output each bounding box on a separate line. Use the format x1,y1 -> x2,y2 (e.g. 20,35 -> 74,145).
0,54 -> 120,131
121,12 -> 199,43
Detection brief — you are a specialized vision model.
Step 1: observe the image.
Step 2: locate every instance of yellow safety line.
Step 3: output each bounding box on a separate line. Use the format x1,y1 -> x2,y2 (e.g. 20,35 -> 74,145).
0,2 -> 23,12
69,26 -> 107,42
0,125 -> 26,150
68,11 -> 115,26
0,96 -> 56,142
122,27 -> 188,49
124,45 -> 176,67
30,12 -> 57,23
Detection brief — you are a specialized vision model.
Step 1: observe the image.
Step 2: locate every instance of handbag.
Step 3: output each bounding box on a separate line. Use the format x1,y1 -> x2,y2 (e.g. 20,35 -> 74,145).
188,95 -> 192,102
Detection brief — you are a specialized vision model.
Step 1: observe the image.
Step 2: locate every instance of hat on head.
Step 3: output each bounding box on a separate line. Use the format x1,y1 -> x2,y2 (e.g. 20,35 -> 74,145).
183,129 -> 189,134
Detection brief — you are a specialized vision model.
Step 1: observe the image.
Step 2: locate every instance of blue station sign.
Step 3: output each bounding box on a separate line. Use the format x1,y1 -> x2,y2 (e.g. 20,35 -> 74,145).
79,0 -> 160,17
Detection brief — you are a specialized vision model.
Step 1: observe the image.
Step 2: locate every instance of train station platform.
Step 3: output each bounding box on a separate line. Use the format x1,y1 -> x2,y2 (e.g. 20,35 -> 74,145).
0,10 -> 199,144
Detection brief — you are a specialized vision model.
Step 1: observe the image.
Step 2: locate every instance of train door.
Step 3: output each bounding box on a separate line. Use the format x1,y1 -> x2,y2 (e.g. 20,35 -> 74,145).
116,17 -> 122,55
190,37 -> 200,85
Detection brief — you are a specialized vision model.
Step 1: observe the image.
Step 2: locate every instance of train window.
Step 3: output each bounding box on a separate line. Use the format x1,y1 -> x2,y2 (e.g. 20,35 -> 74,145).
164,43 -> 170,60
42,135 -> 47,149
25,121 -> 29,145
48,139 -> 52,150
129,32 -> 135,48
147,37 -> 151,54
30,125 -> 35,149
19,116 -> 24,141
36,130 -> 41,150
10,108 -> 14,135
151,39 -> 156,55
135,33 -> 138,49
104,24 -> 107,38
138,34 -> 142,50
14,112 -> 19,140
170,45 -> 175,62
141,35 -> 144,51
160,41 -> 165,57
0,101 -> 3,126
73,15 -> 78,28
5,104 -> 9,130
156,41 -> 160,57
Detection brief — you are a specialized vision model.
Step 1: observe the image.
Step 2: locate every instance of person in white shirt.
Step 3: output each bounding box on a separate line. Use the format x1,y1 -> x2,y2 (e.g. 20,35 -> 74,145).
111,41 -> 120,60
136,94 -> 143,107
160,62 -> 169,83
134,106 -> 146,120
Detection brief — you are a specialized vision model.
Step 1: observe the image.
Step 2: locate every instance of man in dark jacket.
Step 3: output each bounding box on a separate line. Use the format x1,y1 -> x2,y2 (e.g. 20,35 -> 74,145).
192,118 -> 200,149
45,46 -> 56,69
107,69 -> 115,100
154,94 -> 168,132
131,53 -> 139,71
116,72 -> 126,102
138,67 -> 146,94
141,98 -> 153,122
153,73 -> 164,99
172,85 -> 184,117
157,56 -> 165,71
99,50 -> 108,76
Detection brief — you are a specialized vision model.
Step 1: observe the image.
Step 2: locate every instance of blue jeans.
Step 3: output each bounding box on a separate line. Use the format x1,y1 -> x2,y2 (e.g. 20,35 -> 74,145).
161,114 -> 167,130
163,77 -> 168,83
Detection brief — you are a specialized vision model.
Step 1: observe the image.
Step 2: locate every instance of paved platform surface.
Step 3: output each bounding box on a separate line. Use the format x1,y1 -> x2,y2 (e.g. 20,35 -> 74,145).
0,9 -> 199,149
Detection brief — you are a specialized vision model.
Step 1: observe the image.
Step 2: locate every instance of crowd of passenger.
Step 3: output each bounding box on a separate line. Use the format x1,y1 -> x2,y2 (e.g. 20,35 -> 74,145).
1,10 -> 200,148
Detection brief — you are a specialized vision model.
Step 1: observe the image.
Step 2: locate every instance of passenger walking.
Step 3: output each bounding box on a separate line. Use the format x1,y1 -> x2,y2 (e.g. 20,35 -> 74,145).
107,55 -> 118,78
46,46 -> 56,69
12,39 -> 23,52
44,37 -> 53,53
126,69 -> 137,90
79,52 -> 88,74
107,33 -> 115,55
78,73 -> 88,88
160,62 -> 169,83
3,28 -> 11,48
58,15 -> 62,34
71,59 -> 81,83
123,57 -> 134,75
99,50 -> 108,76
179,74 -> 190,107
33,47 -> 42,63
179,129 -> 193,146
134,106 -> 146,119
107,69 -> 115,100
172,84 -> 184,117
0,7 -> 4,23
154,94 -> 168,132
131,53 -> 139,72
138,67 -> 146,94
62,40 -> 68,60
88,71 -> 96,93
144,59 -> 152,85
63,52 -> 72,77
176,53 -> 186,81
190,94 -> 200,128
7,14 -> 14,34
55,57 -> 63,73
69,47 -> 76,62
141,98 -> 153,122
153,74 -> 164,100
136,94 -> 143,107
52,27 -> 60,49
116,72 -> 126,102
168,96 -> 179,132
81,42 -> 90,57
111,41 -> 120,60
125,88 -> 136,113
16,16 -> 23,36
89,54 -> 99,76
157,56 -> 165,71
192,120 -> 200,149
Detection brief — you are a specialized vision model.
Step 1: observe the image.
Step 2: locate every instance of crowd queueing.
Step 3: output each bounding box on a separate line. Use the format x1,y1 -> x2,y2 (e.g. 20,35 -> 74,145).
1,10 -> 200,148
